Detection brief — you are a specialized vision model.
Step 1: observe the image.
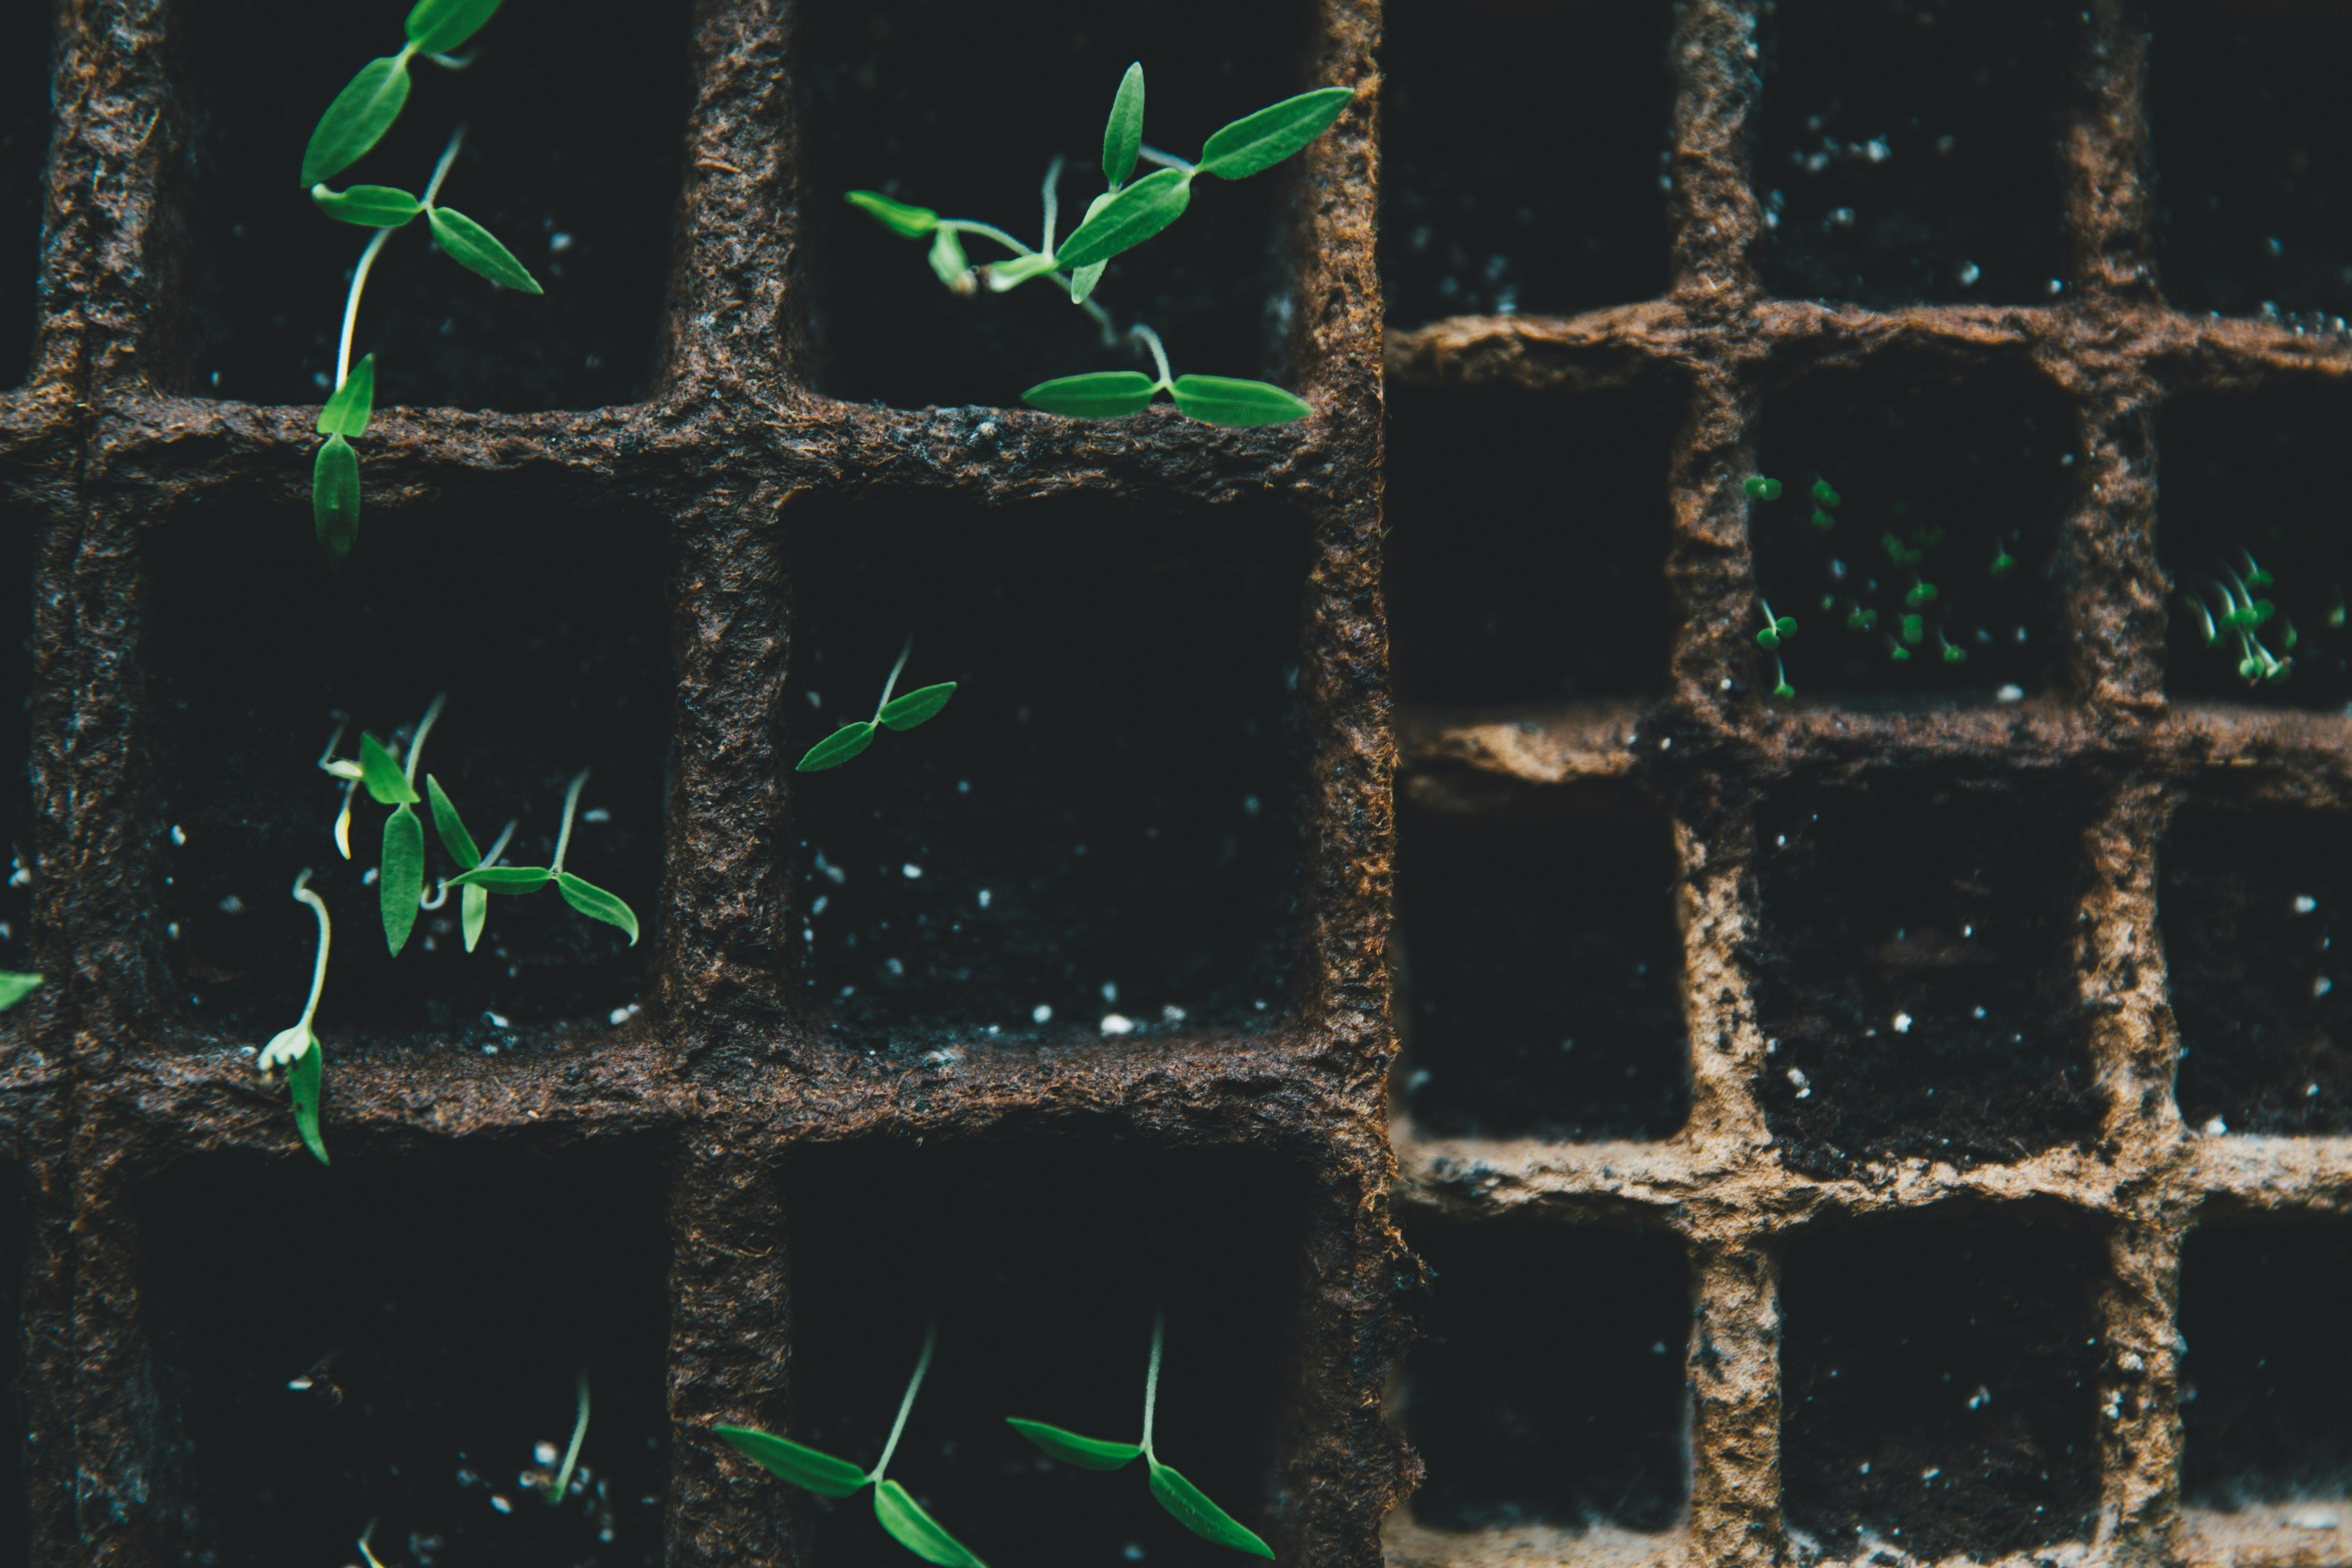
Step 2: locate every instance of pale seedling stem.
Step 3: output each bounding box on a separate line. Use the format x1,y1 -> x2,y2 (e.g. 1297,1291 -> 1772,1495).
335,127 -> 467,390
550,768 -> 590,877
423,815 -> 515,908
1141,1306 -> 1165,1458
1137,144 -> 1194,174
871,1319 -> 938,1482
544,1367 -> 590,1505
292,869 -> 331,1039
402,691 -> 446,786
873,637 -> 915,722
357,1519 -> 389,1568
1132,324 -> 1173,387
1041,154 -> 1062,254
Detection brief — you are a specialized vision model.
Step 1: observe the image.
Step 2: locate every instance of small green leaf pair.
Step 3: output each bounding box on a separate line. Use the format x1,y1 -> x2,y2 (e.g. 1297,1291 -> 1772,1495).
1754,615 -> 1796,651
300,0 -> 503,188
443,768 -> 640,946
1882,532 -> 1924,568
256,869 -> 335,1165
311,178 -> 542,296
1743,474 -> 1784,501
313,354 -> 376,561
798,639 -> 957,773
1025,323 -> 1308,427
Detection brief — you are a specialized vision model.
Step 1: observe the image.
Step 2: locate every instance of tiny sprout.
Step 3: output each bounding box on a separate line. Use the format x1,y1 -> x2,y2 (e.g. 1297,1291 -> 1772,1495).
799,638 -> 958,772
299,0 -> 502,188
1771,667 -> 1796,701
1753,600 -> 1796,651
2184,546 -> 2295,688
0,972 -> 38,1012
1904,579 -> 1939,608
1811,479 -> 1842,508
1025,325 -> 1308,426
257,869 -> 333,1166
1886,637 -> 1913,664
1744,475 -> 1784,501
1990,537 -> 2019,579
1882,532 -> 1923,568
540,1369 -> 590,1506
445,769 -> 641,944
1938,629 -> 1967,664
1809,508 -> 1836,532
1902,613 -> 1925,645
1845,605 -> 1878,633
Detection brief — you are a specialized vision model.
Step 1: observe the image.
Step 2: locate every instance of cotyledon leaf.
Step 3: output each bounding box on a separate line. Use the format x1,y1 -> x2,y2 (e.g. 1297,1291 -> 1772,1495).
1167,375 -> 1311,428
1147,1459 -> 1273,1558
313,435 -> 361,561
381,806 -> 424,955
556,872 -> 639,946
311,183 -> 424,228
711,1425 -> 869,1499
878,682 -> 956,731
357,732 -> 419,805
317,354 -> 377,438
1196,86 -> 1354,180
1101,61 -> 1145,189
300,55 -> 412,189
288,1038 -> 329,1166
1053,166 -> 1190,270
424,774 -> 480,867
447,865 -> 555,893
0,973 -> 39,1011
428,207 -> 544,294
405,0 -> 501,54
928,226 -> 969,287
797,721 -> 877,772
1022,371 -> 1159,420
846,189 -> 939,237
873,1479 -> 987,1568
1005,1418 -> 1142,1471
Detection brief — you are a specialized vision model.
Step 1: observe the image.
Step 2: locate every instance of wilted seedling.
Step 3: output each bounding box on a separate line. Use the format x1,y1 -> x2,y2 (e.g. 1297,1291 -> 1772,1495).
444,769 -> 641,945
799,639 -> 958,772
1026,325 -> 1309,427
2182,546 -> 2295,687
255,869 -> 334,1166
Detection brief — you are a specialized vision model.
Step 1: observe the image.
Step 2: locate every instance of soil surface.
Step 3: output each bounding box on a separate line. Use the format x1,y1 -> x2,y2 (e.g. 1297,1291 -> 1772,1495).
1779,1204 -> 2103,1561
142,1154 -> 673,1568
1750,0 -> 2078,308
2180,1218 -> 2352,1507
1376,0 -> 1671,329
1747,773 -> 2105,1178
0,0 -> 44,388
180,0 -> 693,411
1399,1223 -> 1688,1533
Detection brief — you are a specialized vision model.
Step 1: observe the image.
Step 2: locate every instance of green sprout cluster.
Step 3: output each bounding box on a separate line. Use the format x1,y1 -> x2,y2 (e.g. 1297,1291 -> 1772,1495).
2180,547 -> 2299,688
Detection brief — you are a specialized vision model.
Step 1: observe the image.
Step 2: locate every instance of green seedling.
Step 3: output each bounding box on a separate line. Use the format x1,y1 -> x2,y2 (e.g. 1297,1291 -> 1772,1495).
1809,507 -> 1835,532
0,973 -> 37,1011
1743,474 -> 1783,501
318,693 -> 444,955
799,639 -> 958,772
540,1369 -> 591,1506
1006,1309 -> 1273,1559
1026,325 -> 1309,426
445,769 -> 641,945
299,0 -> 502,188
1885,635 -> 1912,664
1901,612 -> 1925,645
1811,479 -> 1842,509
1753,599 -> 1796,702
1938,628 -> 1967,664
256,869 -> 334,1166
2182,547 -> 2294,687
421,777 -> 517,954
715,1324 -> 986,1568
357,1520 -> 392,1568
1990,537 -> 2019,579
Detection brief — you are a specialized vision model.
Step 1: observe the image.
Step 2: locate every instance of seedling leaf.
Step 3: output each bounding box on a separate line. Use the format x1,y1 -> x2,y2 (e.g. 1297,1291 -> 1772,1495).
448,865 -> 554,893
1054,166 -> 1191,270
381,806 -> 424,954
1022,371 -> 1158,419
1167,375 -> 1311,427
878,682 -> 957,731
357,733 -> 420,805
928,227 -> 969,287
311,183 -> 424,228
313,435 -> 361,560
712,1425 -> 869,1498
1102,62 -> 1145,189
405,0 -> 501,54
317,354 -> 378,437
1197,86 -> 1353,179
1070,259 -> 1108,304
873,1479 -> 987,1568
1005,1418 -> 1142,1470
301,56 -> 412,189
1147,1459 -> 1273,1558
556,872 -> 639,945
989,253 -> 1059,286
798,721 -> 878,772
428,207 -> 544,294
461,884 -> 488,951
424,775 -> 480,868
847,190 -> 940,237
288,1039 -> 328,1165
0,973 -> 36,1011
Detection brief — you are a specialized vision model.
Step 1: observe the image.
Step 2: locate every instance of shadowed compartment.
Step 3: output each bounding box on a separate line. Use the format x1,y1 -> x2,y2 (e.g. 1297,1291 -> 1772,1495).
147,491 -> 672,1047
0,511 -> 29,982
0,0 -> 46,388
140,1153 -> 671,1568
779,1139 -> 1303,1568
178,0 -> 692,410
1398,1223 -> 1688,1534
2181,1218 -> 2352,1507
0,1173 -> 26,1568
1377,0 -> 1671,328
1780,1204 -> 2103,1561
793,0 -> 1315,410
784,494 -> 1308,1049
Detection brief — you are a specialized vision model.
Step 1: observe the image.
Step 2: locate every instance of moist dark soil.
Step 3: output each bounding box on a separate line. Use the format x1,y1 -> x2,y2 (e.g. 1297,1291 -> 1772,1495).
2158,384 -> 2352,709
1376,0 -> 1671,329
1386,384 -> 1677,707
793,0 -> 1312,412
1399,1223 -> 1688,1532
782,1138 -> 1301,1568
0,0 -> 46,389
147,489 -> 671,1047
2180,1218 -> 2352,1506
1750,0 -> 2078,308
179,0 -> 692,411
0,1174 -> 23,1568
2153,1 -> 2352,327
1752,356 -> 2076,701
1394,793 -> 1690,1143
1747,773 -> 2104,1178
785,494 -> 1307,1050
1779,1204 -> 2103,1560
141,1153 -> 672,1568
0,512 -> 29,980
2162,807 -> 2352,1136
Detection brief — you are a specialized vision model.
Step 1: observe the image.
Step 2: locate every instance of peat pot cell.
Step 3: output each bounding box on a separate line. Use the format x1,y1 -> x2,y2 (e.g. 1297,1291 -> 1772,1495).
1751,357 -> 2074,702
781,1141 -> 1302,1568
0,512 -> 29,981
141,1155 -> 670,1568
1378,0 -> 1670,328
0,0 -> 45,388
1387,385 -> 1675,708
1399,1224 -> 1688,1535
786,497 -> 1307,1048
1751,0 -> 2077,307
1780,1206 -> 2103,1562
2159,384 -> 2352,709
180,0 -> 692,410
1748,775 -> 2101,1178
0,1174 -> 26,1568
795,0 -> 1313,410
1394,797 -> 1689,1143
2180,1219 -> 2352,1508
149,493 -> 671,1048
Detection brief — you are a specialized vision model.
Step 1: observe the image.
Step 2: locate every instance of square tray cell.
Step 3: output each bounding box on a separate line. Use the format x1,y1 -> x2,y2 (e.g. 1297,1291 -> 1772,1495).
794,0 -> 1314,410
148,494 -> 671,1048
0,1173 -> 23,1566
1748,774 -> 2103,1178
1399,1223 -> 1688,1533
1780,1206 -> 2102,1561
0,512 -> 29,982
2154,1 -> 2352,325
1395,795 -> 1690,1143
1378,0 -> 1671,328
786,495 -> 1308,1048
1750,356 -> 2075,702
0,0 -> 46,388
180,0 -> 692,411
782,1140 -> 1301,1568
2180,1219 -> 2352,1506
1387,385 -> 1676,707
1750,0 -> 2078,307
2159,384 -> 2352,709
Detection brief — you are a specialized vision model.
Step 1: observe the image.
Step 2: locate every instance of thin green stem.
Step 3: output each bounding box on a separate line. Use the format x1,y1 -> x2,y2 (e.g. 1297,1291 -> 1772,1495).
402,692 -> 447,786
550,769 -> 589,876
936,220 -> 1036,258
1141,1307 -> 1165,1458
544,1368 -> 590,1504
357,1520 -> 388,1568
873,637 -> 914,721
873,1321 -> 938,1481
1040,154 -> 1064,255
423,124 -> 466,208
1138,144 -> 1194,174
292,869 -> 332,1033
1130,324 -> 1173,388
335,227 -> 392,392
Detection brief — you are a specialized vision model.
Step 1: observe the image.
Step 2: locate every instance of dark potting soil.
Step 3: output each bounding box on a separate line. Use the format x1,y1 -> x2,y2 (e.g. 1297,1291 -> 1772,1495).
786,495 -> 1307,1050
142,1154 -> 671,1568
2158,384 -> 2352,710
1750,0 -> 2078,309
1376,0 -> 1671,329
1747,774 -> 2103,1178
148,492 -> 671,1047
1400,1223 -> 1688,1533
179,0 -> 692,412
0,512 -> 29,982
783,1140 -> 1301,1568
2161,807 -> 2352,1137
1386,385 -> 1676,708
0,0 -> 46,389
793,0 -> 1312,412
2153,1 -> 2352,327
2179,1219 -> 2352,1506
1395,797 -> 1689,1143
1779,1205 -> 2103,1561
1751,357 -> 2076,702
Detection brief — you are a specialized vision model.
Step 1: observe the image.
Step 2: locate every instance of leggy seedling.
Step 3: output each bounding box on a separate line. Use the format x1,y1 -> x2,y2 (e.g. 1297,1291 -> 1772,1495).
2181,546 -> 2296,687
1753,599 -> 1797,702
798,639 -> 958,772
300,0 -> 503,189
255,869 -> 334,1166
444,769 -> 641,945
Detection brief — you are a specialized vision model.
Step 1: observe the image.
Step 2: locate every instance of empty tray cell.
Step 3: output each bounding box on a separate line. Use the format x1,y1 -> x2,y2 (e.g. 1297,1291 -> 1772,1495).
1400,1223 -> 1688,1533
1388,385 -> 1676,707
786,495 -> 1308,1047
1750,356 -> 2074,702
1751,0 -> 2077,307
782,1140 -> 1301,1568
2181,1219 -> 2352,1507
1378,0 -> 1671,328
141,1154 -> 670,1568
0,0 -> 46,388
181,0 -> 691,410
2158,384 -> 2352,709
1780,1205 -> 2103,1560
1749,774 -> 2102,1178
0,1173 -> 24,1565
0,512 -> 29,980
149,492 -> 671,1047
2154,2 -> 2352,325
795,0 -> 1314,410
1395,796 -> 1689,1143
